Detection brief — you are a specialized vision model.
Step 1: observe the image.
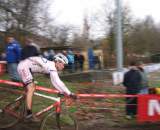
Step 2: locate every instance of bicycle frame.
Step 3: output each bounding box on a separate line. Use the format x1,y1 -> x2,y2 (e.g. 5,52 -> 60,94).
0,86 -> 67,119
34,93 -> 63,117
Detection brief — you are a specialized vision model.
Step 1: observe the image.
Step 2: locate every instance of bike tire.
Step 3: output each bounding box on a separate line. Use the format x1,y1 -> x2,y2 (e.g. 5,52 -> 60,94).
0,98 -> 25,128
40,111 -> 78,130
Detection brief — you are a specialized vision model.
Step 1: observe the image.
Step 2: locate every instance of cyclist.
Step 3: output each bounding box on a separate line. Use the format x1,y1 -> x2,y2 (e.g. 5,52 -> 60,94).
17,53 -> 76,121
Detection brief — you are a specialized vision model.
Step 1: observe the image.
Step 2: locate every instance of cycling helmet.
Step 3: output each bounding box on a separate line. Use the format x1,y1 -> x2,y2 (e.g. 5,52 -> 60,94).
54,53 -> 68,64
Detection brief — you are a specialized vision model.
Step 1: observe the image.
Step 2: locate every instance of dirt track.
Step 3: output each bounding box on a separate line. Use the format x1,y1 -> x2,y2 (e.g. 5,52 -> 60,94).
1,121 -> 160,130
0,122 -> 40,130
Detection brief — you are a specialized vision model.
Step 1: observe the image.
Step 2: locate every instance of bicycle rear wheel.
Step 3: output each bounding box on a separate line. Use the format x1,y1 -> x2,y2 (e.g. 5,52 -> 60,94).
0,97 -> 25,128
40,111 -> 78,130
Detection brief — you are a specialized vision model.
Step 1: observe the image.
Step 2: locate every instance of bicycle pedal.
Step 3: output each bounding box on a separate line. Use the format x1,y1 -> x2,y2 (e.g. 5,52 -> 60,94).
25,114 -> 32,119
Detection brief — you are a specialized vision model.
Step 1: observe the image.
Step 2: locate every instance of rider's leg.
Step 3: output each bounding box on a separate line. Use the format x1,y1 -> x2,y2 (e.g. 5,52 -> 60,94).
25,82 -> 40,122
25,82 -> 36,116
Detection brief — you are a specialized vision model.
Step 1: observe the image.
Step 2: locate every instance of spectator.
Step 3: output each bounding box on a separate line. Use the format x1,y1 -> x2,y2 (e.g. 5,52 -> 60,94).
74,52 -> 78,71
75,52 -> 84,71
30,42 -> 41,54
21,38 -> 40,60
88,48 -> 95,70
5,36 -> 21,82
62,50 -> 68,73
48,49 -> 55,61
43,51 -> 49,59
123,61 -> 142,119
79,54 -> 85,70
137,61 -> 149,94
94,55 -> 101,69
67,50 -> 75,73
0,52 -> 6,61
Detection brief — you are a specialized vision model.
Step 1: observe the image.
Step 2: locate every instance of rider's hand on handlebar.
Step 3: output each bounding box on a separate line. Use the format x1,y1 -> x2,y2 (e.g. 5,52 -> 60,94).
69,93 -> 77,100
57,93 -> 65,97
58,92 -> 77,99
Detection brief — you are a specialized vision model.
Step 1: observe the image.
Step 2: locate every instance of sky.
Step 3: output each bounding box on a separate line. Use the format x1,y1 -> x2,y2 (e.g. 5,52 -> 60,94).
124,0 -> 160,23
49,0 -> 106,26
49,0 -> 160,25
48,0 -> 160,38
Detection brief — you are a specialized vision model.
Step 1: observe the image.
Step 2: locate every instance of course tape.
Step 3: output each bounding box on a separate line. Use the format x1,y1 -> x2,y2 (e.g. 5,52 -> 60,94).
0,79 -> 137,98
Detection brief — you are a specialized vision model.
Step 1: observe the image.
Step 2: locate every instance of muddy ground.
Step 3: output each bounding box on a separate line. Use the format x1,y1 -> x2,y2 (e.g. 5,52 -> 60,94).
1,118 -> 160,130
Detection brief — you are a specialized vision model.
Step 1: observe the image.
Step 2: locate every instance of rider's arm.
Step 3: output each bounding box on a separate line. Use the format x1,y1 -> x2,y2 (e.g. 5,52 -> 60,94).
50,71 -> 71,95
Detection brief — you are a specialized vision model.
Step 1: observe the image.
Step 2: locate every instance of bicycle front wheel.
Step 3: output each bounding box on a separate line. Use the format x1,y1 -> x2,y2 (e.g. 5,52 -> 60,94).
40,111 -> 78,130
0,99 -> 25,128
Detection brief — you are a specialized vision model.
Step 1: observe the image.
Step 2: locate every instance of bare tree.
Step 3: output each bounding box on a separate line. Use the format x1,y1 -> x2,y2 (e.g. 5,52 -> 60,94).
0,0 -> 43,38
127,16 -> 160,55
96,1 -> 133,66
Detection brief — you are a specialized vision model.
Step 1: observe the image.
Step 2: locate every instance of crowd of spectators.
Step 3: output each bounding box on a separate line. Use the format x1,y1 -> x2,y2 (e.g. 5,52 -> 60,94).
0,36 -> 90,81
42,49 -> 85,73
0,36 -> 103,82
0,36 -> 41,81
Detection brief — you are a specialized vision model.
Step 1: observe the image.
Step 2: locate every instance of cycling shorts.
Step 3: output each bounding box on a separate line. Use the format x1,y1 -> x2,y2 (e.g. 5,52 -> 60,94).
17,60 -> 34,86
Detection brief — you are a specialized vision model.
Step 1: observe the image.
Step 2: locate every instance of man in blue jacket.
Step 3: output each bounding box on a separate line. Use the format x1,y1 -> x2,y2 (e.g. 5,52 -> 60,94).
5,36 -> 21,82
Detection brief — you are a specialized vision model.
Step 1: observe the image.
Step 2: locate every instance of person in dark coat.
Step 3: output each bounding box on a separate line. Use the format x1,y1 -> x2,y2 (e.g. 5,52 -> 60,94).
123,61 -> 142,119
21,38 -> 40,60
79,53 -> 84,71
74,52 -> 85,71
137,61 -> 149,94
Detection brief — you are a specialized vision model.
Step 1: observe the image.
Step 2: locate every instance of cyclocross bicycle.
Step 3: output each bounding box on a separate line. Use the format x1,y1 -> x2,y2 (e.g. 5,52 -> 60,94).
0,86 -> 78,130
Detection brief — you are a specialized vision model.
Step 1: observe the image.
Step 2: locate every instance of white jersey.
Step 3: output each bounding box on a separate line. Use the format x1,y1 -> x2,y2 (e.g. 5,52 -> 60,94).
17,56 -> 71,95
